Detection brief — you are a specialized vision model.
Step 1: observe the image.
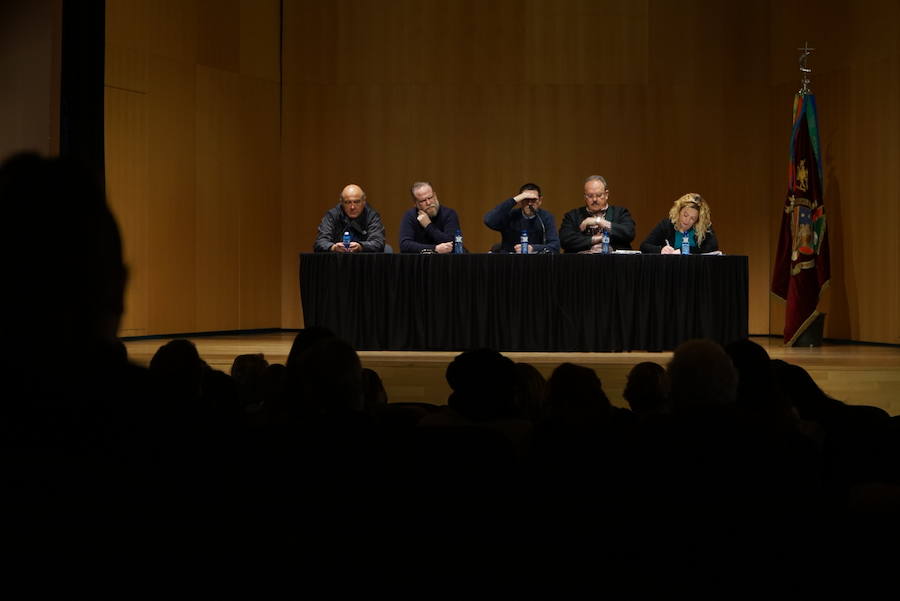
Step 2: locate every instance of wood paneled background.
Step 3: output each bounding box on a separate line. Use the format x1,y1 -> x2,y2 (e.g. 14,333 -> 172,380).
105,0 -> 282,336
101,0 -> 899,345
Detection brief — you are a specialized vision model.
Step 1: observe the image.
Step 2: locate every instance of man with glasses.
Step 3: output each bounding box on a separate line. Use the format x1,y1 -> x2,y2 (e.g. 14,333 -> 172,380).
484,182 -> 560,253
559,175 -> 635,253
399,182 -> 461,253
314,183 -> 386,253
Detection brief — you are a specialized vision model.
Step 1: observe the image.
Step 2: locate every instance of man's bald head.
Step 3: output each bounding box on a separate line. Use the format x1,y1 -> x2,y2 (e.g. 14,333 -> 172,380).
340,184 -> 367,219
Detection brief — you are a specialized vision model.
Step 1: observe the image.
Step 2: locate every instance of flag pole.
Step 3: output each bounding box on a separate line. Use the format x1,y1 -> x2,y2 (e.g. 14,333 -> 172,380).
771,43 -> 831,347
792,42 -> 826,347
798,41 -> 814,96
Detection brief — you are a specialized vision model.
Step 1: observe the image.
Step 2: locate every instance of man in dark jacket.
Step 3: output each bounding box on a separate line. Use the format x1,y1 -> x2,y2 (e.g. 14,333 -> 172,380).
314,184 -> 386,252
483,182 -> 560,253
559,175 -> 635,252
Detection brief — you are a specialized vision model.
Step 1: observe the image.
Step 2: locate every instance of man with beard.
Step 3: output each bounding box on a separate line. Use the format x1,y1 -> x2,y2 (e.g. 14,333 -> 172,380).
398,182 -> 462,253
559,175 -> 635,252
483,183 -> 560,253
314,183 -> 386,253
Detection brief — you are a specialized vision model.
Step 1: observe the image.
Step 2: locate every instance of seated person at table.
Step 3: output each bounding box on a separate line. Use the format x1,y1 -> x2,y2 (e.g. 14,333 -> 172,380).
483,183 -> 560,253
640,193 -> 719,254
559,175 -> 635,252
399,182 -> 461,253
313,184 -> 385,253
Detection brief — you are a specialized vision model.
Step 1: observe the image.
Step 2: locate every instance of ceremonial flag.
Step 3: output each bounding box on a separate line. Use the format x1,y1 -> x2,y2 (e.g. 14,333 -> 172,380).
771,93 -> 830,345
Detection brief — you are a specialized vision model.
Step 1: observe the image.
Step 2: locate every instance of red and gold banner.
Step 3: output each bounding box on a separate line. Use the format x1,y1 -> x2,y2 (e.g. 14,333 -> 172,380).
771,93 -> 830,345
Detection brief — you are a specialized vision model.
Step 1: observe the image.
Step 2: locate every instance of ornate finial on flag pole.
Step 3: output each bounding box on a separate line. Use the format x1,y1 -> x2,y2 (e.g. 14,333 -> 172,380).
798,42 -> 815,95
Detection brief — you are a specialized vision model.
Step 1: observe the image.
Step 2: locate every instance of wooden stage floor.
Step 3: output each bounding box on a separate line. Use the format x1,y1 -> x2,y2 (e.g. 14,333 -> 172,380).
123,333 -> 900,416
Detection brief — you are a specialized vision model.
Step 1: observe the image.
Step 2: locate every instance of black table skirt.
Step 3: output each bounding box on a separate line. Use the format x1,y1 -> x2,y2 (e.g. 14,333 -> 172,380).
300,253 -> 749,352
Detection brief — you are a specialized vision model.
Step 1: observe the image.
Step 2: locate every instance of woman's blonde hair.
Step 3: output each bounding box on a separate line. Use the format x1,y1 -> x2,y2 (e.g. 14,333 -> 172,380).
669,193 -> 712,244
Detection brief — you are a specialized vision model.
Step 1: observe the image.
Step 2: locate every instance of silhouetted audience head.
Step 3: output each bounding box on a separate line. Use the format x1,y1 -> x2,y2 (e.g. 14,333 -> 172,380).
286,326 -> 337,372
231,352 -> 271,411
1,152 -> 126,350
261,363 -> 286,401
725,338 -> 795,429
514,362 -> 547,421
623,361 -> 669,416
544,362 -> 612,420
293,337 -> 365,414
249,362 -> 286,423
667,339 -> 737,411
1,154 -> 161,510
771,358 -> 890,426
150,339 -> 205,398
362,367 -> 388,412
724,338 -> 776,402
445,349 -> 518,422
231,353 -> 269,383
112,339 -> 128,362
771,359 -> 843,423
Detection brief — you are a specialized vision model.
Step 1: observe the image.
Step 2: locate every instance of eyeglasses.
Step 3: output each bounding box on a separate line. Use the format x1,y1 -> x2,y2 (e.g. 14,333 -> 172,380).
584,191 -> 609,200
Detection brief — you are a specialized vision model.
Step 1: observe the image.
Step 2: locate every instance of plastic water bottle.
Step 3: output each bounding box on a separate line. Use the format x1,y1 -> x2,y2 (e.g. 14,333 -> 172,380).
454,230 -> 464,254
601,230 -> 610,254
681,233 -> 690,255
342,230 -> 351,250
520,230 -> 529,254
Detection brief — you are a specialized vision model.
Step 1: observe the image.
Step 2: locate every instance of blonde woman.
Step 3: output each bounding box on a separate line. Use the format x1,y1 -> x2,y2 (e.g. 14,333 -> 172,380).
640,193 -> 718,254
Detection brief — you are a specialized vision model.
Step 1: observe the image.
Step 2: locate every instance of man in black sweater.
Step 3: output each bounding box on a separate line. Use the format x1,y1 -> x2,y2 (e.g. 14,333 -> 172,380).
559,175 -> 635,252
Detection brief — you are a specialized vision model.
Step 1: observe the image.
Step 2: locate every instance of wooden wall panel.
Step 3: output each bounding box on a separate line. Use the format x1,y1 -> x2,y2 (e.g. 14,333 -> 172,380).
106,0 -> 151,336
106,43 -> 149,94
836,56 -> 899,343
146,0 -> 198,63
239,0 -> 281,83
105,87 -> 149,336
195,66 -> 241,331
104,0 -> 151,95
106,0 -> 282,336
105,0 -> 150,62
238,78 -> 282,329
146,55 -> 197,334
526,0 -> 648,85
280,84 -> 334,327
196,0 -> 240,72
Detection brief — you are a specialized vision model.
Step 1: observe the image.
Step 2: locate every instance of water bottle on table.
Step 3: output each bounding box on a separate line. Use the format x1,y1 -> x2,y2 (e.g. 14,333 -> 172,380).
454,229 -> 464,254
681,233 -> 690,255
342,230 -> 351,250
520,230 -> 529,254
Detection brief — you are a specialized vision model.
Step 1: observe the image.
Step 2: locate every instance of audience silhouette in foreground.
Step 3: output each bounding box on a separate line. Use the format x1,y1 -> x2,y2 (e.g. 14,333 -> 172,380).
3,152 -> 897,560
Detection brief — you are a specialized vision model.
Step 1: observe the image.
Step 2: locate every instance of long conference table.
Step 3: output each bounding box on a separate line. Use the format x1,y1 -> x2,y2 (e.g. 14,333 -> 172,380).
299,253 -> 749,352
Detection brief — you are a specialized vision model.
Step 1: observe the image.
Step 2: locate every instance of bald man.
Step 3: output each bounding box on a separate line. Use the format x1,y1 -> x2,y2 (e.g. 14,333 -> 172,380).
314,184 -> 386,252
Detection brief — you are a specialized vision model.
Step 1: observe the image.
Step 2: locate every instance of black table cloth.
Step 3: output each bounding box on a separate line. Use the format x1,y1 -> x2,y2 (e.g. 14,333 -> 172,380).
299,253 -> 748,352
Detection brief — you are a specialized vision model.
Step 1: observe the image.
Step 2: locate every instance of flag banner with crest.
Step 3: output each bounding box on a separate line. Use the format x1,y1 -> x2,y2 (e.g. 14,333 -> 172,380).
771,93 -> 830,345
